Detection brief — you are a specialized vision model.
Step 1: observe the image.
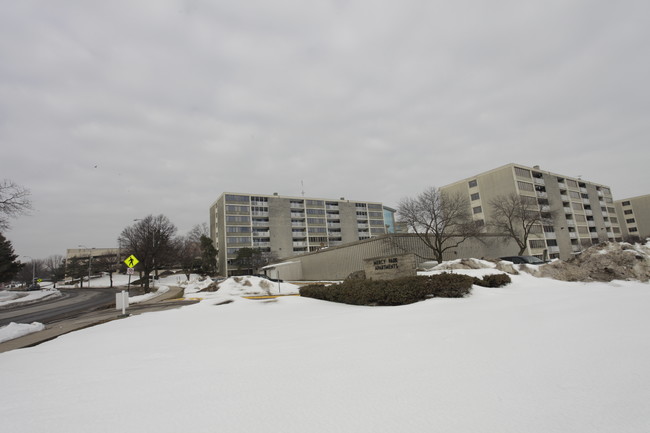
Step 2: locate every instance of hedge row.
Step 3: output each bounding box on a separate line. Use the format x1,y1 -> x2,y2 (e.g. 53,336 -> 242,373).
299,273 -> 511,306
473,273 -> 512,288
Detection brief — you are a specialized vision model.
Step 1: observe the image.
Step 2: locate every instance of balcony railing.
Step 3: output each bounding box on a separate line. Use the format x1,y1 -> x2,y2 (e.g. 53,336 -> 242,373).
558,182 -> 567,189
292,241 -> 308,247
252,231 -> 270,237
253,242 -> 270,247
580,187 -> 588,194
548,246 -> 560,253
252,221 -> 269,227
290,212 -> 305,218
564,207 -> 572,214
251,211 -> 269,217
536,191 -> 548,198
560,194 -> 569,201
566,220 -> 575,226
544,232 -> 557,239
585,209 -> 593,216
291,222 -> 306,227
533,178 -> 545,186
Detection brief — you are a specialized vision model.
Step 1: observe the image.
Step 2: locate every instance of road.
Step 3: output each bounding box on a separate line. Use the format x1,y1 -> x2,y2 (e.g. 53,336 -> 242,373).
0,289 -> 116,327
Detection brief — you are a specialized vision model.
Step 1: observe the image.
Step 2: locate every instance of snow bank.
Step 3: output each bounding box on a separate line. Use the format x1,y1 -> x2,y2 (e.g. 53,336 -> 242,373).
129,286 -> 171,304
0,289 -> 62,308
539,241 -> 650,282
0,322 -> 45,343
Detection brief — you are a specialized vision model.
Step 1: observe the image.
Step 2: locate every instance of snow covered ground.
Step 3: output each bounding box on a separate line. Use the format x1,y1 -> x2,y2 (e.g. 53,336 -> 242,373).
0,270 -> 649,432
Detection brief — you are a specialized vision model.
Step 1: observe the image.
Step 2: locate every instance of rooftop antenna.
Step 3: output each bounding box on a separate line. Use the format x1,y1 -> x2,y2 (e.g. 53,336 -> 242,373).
301,180 -> 305,197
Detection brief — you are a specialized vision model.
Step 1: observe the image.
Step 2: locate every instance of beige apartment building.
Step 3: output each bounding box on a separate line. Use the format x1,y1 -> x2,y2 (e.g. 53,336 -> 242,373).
441,163 -> 622,260
210,192 -> 395,276
615,194 -> 650,241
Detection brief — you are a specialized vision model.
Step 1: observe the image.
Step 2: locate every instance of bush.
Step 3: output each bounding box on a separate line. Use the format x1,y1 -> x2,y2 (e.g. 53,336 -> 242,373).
473,273 -> 511,288
300,273 -> 474,306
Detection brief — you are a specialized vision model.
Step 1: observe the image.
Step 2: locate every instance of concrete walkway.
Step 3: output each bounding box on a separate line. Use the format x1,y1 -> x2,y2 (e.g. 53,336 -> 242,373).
0,286 -> 197,354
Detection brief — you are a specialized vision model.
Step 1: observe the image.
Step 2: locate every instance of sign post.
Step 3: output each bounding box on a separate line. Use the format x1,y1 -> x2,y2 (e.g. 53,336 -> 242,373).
119,255 -> 139,317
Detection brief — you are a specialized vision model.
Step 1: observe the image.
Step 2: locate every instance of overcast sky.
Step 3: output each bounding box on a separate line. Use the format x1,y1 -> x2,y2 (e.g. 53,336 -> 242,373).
2,0 -> 649,260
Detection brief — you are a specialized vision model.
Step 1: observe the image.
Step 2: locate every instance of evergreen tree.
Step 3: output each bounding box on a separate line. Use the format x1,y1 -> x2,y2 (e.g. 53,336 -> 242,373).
0,233 -> 23,284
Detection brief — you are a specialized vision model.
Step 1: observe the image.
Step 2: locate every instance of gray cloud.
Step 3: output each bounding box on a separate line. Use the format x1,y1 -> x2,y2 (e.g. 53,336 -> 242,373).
2,0 -> 648,258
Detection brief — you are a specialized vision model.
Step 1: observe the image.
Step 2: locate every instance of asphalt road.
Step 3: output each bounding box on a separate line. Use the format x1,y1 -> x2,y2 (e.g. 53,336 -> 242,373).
0,289 -> 116,327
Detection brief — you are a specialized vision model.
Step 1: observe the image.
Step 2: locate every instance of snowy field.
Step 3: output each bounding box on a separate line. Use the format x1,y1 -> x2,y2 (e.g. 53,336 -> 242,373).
0,270 -> 649,432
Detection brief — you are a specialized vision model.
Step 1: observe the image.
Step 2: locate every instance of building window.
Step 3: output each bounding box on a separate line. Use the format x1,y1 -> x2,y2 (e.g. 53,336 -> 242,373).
622,201 -> 631,206
307,218 -> 326,225
624,209 -> 633,215
610,217 -> 618,224
305,199 -> 324,207
629,227 -> 638,232
225,194 -> 250,203
626,218 -> 636,224
226,226 -> 251,233
566,179 -> 578,189
569,191 -> 581,200
529,239 -> 546,249
225,215 -> 250,223
514,167 -> 531,178
468,179 -> 478,188
306,208 -> 325,215
368,211 -> 383,218
543,225 -> 555,233
367,203 -> 383,210
470,192 -> 480,201
473,206 -> 482,214
517,181 -> 534,192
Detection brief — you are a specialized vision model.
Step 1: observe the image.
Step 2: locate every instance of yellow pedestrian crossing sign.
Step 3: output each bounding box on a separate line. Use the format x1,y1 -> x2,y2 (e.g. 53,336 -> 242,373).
124,255 -> 139,268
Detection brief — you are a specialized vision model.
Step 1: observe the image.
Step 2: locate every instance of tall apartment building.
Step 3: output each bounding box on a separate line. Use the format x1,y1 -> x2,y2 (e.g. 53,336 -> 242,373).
441,163 -> 622,260
615,194 -> 650,241
210,192 -> 395,276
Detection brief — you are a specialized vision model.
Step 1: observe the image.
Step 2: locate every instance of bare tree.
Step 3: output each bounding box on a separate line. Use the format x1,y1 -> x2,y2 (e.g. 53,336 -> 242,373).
43,255 -> 66,288
397,187 -> 481,263
118,214 -> 178,293
0,179 -> 32,230
177,235 -> 201,280
187,223 -> 210,244
489,193 -> 553,255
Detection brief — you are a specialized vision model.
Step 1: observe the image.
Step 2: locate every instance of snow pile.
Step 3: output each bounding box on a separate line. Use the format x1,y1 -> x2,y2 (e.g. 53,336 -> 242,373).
0,322 -> 45,343
129,286 -> 171,304
209,276 -> 300,302
426,258 -> 517,278
539,242 -> 650,282
0,289 -> 62,309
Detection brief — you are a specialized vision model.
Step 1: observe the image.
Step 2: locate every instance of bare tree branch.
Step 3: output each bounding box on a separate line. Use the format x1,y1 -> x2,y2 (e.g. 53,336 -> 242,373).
397,186 -> 481,263
0,179 -> 32,230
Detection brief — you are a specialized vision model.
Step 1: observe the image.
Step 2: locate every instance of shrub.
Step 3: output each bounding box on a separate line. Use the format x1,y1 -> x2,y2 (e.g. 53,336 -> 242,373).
300,273 -> 474,306
473,273 -> 511,288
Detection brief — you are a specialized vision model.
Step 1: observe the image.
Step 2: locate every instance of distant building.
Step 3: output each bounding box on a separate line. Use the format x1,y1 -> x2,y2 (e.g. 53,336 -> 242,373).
210,192 -> 396,276
440,163 -> 622,260
615,194 -> 650,241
